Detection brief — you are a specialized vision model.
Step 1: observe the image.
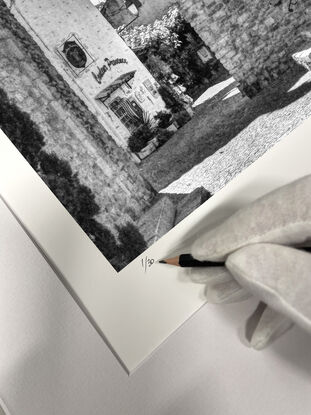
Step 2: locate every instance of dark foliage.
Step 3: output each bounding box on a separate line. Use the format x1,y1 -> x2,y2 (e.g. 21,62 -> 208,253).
158,85 -> 184,113
122,6 -> 214,93
170,20 -> 214,89
154,110 -> 172,128
157,129 -> 175,146
39,151 -> 73,178
42,171 -> 100,222
0,88 -> 44,168
117,222 -> 147,266
0,87 -> 146,271
173,110 -> 192,128
128,133 -> 147,153
128,123 -> 155,153
82,218 -> 118,262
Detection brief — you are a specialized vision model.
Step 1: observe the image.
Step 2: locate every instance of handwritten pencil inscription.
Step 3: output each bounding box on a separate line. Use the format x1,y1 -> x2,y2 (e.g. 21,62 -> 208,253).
141,256 -> 155,273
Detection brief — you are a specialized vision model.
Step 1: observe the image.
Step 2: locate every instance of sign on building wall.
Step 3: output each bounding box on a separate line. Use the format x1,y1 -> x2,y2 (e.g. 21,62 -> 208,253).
143,79 -> 159,98
56,33 -> 95,76
92,58 -> 129,84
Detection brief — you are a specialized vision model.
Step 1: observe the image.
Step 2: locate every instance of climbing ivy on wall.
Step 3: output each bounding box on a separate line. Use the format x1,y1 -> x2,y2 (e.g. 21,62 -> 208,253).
0,88 -> 146,271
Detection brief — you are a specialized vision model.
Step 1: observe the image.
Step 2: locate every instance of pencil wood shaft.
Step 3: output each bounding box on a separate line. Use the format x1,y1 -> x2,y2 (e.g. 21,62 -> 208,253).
160,247 -> 311,268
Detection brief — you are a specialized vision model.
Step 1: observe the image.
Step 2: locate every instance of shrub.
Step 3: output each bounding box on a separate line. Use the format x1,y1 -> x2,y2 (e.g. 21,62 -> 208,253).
128,123 -> 155,153
128,133 -> 146,153
117,222 -> 147,266
157,129 -> 175,146
158,85 -> 184,113
174,109 -> 192,128
154,110 -> 172,129
40,152 -> 73,178
0,88 -> 44,169
41,172 -> 99,221
0,87 -> 149,271
121,6 -> 213,92
0,87 -> 119,268
83,218 -> 118,262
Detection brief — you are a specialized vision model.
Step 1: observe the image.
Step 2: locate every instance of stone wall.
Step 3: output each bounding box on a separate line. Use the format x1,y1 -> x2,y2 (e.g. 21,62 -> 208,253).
179,0 -> 311,96
3,0 -> 166,147
0,1 -> 155,232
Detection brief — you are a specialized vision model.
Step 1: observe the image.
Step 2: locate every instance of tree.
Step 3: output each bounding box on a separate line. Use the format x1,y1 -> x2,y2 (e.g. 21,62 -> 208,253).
120,6 -> 212,92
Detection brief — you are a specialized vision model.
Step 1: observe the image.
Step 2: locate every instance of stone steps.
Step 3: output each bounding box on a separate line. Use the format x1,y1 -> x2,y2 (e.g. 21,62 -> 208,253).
137,187 -> 211,247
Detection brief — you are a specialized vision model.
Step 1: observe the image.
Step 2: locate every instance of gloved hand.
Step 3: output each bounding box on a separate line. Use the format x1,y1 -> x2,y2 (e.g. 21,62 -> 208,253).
188,174 -> 311,349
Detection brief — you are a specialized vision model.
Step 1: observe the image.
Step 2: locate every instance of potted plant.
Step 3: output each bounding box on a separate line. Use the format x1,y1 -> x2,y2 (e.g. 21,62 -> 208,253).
154,111 -> 172,128
155,110 -> 178,133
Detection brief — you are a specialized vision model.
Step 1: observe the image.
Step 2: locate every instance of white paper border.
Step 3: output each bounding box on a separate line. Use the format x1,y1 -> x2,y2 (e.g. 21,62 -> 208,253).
0,116 -> 311,374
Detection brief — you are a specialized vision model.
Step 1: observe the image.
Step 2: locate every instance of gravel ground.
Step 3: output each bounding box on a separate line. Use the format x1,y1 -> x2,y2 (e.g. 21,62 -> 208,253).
140,66 -> 311,195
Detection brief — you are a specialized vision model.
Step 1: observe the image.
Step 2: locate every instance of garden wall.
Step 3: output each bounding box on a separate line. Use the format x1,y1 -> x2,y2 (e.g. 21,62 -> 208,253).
0,1 -> 155,231
179,0 -> 311,96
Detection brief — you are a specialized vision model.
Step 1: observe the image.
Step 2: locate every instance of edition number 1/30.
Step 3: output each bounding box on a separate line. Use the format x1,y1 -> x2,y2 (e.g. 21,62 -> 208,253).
141,256 -> 154,273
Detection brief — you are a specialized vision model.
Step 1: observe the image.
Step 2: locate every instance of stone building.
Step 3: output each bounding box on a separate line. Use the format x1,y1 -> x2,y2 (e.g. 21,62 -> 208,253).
0,0 -> 156,233
178,0 -> 311,96
101,0 -> 311,97
2,0 -> 310,260
99,0 -> 178,28
4,0 -> 166,149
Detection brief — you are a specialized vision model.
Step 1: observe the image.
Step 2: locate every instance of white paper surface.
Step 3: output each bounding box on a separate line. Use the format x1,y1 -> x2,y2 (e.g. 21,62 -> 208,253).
0,115 -> 311,374
1,196 -> 311,415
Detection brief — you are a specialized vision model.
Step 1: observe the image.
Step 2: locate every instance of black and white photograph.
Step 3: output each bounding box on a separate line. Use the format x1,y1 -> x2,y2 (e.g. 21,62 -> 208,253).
1,0 -> 311,271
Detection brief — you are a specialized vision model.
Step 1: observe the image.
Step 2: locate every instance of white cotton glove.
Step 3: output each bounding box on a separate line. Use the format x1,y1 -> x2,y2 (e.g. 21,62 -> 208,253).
189,175 -> 311,349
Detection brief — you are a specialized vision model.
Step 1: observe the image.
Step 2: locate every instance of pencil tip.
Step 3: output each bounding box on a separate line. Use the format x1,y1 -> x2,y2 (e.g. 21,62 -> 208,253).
159,260 -> 166,264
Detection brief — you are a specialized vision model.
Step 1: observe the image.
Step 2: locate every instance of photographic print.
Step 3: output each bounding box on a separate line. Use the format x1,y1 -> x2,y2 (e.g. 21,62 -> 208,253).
0,0 -> 311,271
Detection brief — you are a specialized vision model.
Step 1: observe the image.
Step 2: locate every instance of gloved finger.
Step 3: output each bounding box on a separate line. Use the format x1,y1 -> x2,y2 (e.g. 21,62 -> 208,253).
241,302 -> 293,350
226,243 -> 311,335
191,175 -> 311,262
187,266 -> 251,303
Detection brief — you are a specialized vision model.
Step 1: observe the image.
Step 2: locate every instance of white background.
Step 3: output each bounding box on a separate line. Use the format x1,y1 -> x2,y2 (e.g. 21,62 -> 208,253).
2,115 -> 311,374
0,103 -> 311,415
1,114 -> 311,412
1,194 -> 311,415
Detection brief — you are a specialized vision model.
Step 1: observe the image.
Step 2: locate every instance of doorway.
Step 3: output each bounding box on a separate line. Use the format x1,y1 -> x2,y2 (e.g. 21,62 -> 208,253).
109,96 -> 144,133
